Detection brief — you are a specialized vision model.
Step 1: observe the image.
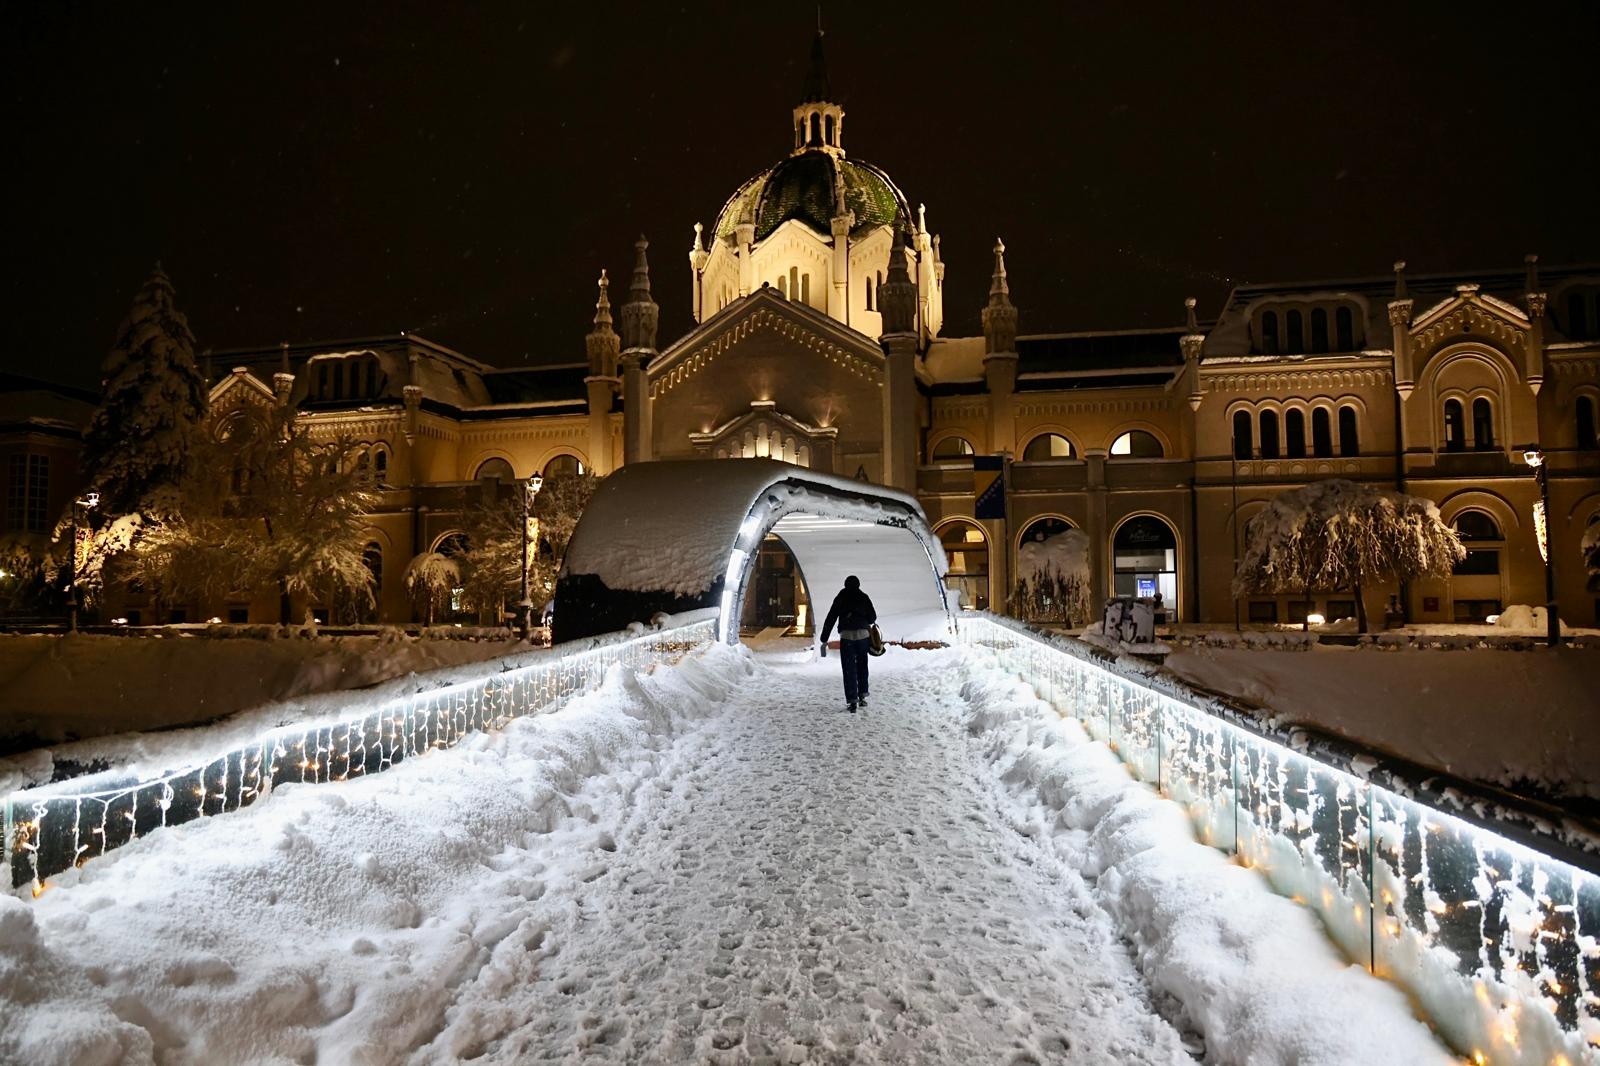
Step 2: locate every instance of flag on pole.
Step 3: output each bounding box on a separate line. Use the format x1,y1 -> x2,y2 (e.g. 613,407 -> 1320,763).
974,455 -> 1006,519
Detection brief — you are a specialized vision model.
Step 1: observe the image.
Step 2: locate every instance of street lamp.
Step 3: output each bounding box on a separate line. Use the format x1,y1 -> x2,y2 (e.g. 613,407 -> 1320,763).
518,472 -> 544,640
1518,445 -> 1559,647
66,491 -> 100,632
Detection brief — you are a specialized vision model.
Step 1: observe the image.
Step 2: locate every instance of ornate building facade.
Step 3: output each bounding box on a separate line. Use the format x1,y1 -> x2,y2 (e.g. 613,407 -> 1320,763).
8,34 -> 1598,627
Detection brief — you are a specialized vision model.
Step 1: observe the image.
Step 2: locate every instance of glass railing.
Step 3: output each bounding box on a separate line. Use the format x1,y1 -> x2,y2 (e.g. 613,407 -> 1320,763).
5,617 -> 717,894
960,614 -> 1598,1066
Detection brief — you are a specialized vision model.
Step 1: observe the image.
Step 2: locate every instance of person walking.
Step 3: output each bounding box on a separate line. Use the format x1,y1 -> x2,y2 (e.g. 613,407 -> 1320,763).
819,575 -> 877,712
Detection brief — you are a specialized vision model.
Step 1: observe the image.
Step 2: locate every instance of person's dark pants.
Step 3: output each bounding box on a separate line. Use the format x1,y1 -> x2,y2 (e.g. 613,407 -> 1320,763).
839,637 -> 871,703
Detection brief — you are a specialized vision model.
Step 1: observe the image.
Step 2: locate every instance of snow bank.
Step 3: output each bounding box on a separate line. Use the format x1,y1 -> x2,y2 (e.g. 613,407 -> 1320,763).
0,641 -> 757,1066
1162,642 -> 1600,800
0,630 -> 531,756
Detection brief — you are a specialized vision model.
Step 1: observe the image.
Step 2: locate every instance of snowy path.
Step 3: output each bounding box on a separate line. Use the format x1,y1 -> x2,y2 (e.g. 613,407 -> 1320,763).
4,644 -> 1452,1066
421,653 -> 1190,1064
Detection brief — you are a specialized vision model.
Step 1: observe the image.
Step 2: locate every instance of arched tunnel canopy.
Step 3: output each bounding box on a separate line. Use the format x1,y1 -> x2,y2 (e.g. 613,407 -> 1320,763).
555,459 -> 951,644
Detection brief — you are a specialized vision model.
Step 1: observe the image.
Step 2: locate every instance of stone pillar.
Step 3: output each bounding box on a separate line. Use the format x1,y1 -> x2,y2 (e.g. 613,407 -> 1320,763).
878,224 -> 920,492
621,353 -> 651,465
1086,452 -> 1109,614
830,214 -> 852,325
734,224 -> 755,298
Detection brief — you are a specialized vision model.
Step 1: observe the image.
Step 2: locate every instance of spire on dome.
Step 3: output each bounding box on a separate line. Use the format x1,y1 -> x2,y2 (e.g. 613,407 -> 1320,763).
982,238 -> 1018,355
800,28 -> 831,104
620,236 -> 659,352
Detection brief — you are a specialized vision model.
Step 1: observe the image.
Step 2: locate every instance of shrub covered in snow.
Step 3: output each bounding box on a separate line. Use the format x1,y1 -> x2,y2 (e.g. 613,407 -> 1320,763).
1008,525 -> 1090,625
1233,479 -> 1464,632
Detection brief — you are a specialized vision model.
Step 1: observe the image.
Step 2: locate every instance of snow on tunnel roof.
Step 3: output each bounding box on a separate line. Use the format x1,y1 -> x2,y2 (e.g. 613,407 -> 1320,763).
561,459 -> 934,598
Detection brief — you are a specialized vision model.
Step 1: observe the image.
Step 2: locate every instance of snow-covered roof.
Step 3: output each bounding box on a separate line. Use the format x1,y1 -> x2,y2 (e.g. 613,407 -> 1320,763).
556,459 -> 950,643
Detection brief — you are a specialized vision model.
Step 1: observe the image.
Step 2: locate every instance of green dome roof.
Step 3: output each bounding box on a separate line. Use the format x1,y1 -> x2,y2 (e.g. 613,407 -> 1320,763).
713,150 -> 909,244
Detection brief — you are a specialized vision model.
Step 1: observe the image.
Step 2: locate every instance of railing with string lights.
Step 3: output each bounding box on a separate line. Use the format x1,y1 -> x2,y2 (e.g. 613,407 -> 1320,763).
5,615 -> 717,898
960,613 -> 1598,1066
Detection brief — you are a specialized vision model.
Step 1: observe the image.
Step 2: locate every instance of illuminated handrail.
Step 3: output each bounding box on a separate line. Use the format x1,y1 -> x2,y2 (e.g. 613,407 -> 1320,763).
4,617 -> 716,895
959,614 -> 1598,1066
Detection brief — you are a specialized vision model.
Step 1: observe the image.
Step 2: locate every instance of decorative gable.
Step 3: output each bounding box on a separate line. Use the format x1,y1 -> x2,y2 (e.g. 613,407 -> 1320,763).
1410,283 -> 1530,353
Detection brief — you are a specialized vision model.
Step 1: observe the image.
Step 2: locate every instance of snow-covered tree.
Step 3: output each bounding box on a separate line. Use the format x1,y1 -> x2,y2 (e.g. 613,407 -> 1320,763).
1232,479 -> 1464,632
128,406 -> 377,622
1583,520 -> 1600,593
458,494 -> 553,622
81,265 -> 208,518
1008,526 -> 1090,626
532,472 -> 598,563
403,552 -> 460,626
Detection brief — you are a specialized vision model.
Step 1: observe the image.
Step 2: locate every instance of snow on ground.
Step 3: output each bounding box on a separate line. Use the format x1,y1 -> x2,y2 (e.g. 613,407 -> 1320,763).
0,630 -> 528,754
1160,642 -> 1600,800
1,644 -> 1454,1065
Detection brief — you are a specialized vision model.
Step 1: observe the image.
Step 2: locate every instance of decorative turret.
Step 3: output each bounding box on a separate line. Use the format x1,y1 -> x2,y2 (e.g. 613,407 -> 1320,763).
878,223 -> 917,335
585,270 -> 620,378
1524,253 -> 1547,393
1182,297 -> 1205,411
1389,259 -> 1416,396
981,239 -> 1018,355
620,236 -> 659,352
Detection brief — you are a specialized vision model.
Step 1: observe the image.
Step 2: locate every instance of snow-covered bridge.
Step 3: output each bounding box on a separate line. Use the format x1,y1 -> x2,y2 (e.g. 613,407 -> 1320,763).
554,459 -> 952,644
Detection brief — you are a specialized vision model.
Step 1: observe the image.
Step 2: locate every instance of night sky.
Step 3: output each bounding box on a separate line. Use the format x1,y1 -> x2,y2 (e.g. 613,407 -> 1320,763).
7,2 -> 1599,388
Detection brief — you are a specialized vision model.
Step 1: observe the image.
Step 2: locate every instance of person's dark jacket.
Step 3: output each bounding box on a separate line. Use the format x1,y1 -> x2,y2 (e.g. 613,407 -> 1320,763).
821,585 -> 876,642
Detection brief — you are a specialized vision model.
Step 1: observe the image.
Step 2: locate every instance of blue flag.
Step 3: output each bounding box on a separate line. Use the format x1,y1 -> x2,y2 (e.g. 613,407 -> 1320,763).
973,455 -> 1006,519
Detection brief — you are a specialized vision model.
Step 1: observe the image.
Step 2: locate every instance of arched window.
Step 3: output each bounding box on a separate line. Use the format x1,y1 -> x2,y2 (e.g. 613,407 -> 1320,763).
475,457 -> 514,481
1286,310 -> 1305,353
1578,395 -> 1599,450
809,113 -> 821,146
824,114 -> 835,145
1310,308 -> 1329,353
789,266 -> 798,300
778,276 -> 788,299
801,273 -> 810,304
1232,410 -> 1253,459
1023,433 -> 1074,461
1109,430 -> 1163,458
865,274 -> 874,311
1335,306 -> 1355,351
931,436 -> 975,461
1113,515 -> 1178,611
1452,510 -> 1502,575
937,520 -> 989,611
1260,311 -> 1279,355
1285,409 -> 1307,458
1471,398 -> 1494,450
1259,410 -> 1281,459
1338,406 -> 1359,456
1443,399 -> 1465,452
1311,407 -> 1333,458
542,454 -> 586,479
1570,292 -> 1590,340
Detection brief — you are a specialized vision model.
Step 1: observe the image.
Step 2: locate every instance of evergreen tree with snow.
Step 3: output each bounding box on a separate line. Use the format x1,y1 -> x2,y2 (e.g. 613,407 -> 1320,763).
81,265 -> 209,517
129,405 -> 377,623
1232,479 -> 1464,632
403,552 -> 460,626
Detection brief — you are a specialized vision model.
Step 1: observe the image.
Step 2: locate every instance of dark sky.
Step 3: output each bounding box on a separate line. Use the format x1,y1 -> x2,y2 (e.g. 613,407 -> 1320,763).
7,2 -> 1599,387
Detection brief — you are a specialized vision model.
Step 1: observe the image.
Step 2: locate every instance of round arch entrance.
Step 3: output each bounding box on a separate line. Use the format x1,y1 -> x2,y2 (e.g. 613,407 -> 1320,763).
935,519 -> 989,611
1111,514 -> 1179,615
555,459 -> 952,644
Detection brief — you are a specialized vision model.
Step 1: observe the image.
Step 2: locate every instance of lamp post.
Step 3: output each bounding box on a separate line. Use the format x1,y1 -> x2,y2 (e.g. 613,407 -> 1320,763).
66,491 -> 100,632
518,472 -> 543,640
1519,445 -> 1559,647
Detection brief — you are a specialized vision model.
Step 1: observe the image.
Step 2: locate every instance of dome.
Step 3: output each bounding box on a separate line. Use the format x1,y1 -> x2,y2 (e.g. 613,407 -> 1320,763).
713,150 -> 909,244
